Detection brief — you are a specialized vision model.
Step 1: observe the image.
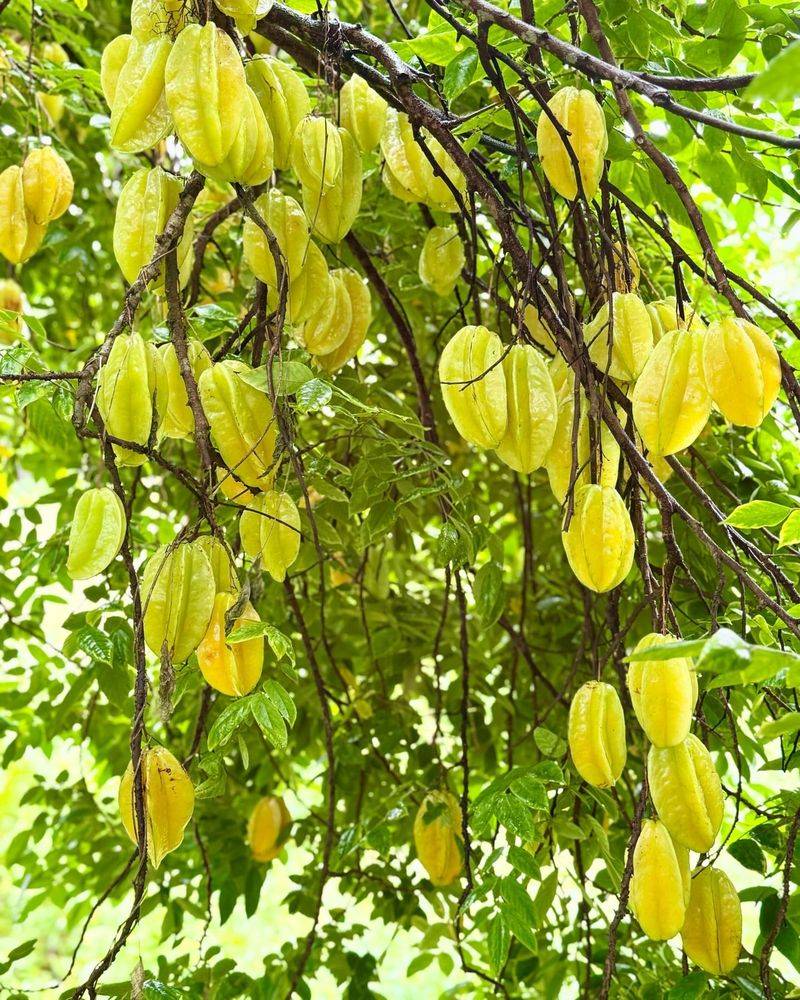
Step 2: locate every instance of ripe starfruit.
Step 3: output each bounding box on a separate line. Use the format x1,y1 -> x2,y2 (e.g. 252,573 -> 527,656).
197,592 -> 264,696
0,166 -> 46,265
681,868 -> 741,975
648,734 -> 724,853
300,127 -> 362,245
246,56 -> 310,170
164,23 -> 246,165
0,278 -> 24,343
239,490 -> 301,582
419,225 -> 464,298
381,108 -> 465,213
632,330 -> 711,457
561,484 -> 634,593
314,269 -> 372,373
118,745 -> 194,868
141,540 -> 215,661
198,359 -> 277,489
439,325 -> 507,449
67,487 -> 127,581
159,339 -> 212,440
702,316 -> 781,427
291,116 -> 343,191
248,795 -> 292,862
195,534 -> 238,594
340,74 -> 387,152
96,332 -> 162,466
130,0 -> 188,40
495,344 -> 557,474
586,292 -> 653,382
22,146 -> 73,225
195,86 -> 274,186
414,790 -> 464,887
545,364 -> 620,503
646,297 -> 706,344
536,87 -> 607,201
629,819 -> 690,941
628,632 -> 697,748
113,166 -> 194,286
567,680 -> 626,787
298,269 -> 352,356
104,35 -> 173,153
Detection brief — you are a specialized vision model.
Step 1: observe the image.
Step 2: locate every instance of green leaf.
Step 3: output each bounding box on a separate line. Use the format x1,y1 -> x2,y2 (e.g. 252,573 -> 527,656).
251,692 -> 288,751
295,377 -> 333,413
498,877 -> 539,952
473,562 -> 505,627
443,49 -> 479,101
207,699 -> 252,751
745,39 -> 800,101
263,679 -> 297,727
487,914 -> 510,974
778,510 -> 800,548
759,712 -> 800,741
724,500 -> 791,529
728,837 -> 766,873
269,359 -> 315,395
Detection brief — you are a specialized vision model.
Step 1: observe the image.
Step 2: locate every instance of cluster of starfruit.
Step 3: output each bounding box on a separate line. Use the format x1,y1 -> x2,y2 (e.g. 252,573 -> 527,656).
567,638 -> 741,974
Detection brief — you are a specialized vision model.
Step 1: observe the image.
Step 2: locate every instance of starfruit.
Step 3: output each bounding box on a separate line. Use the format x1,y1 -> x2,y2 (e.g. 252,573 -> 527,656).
611,239 -> 640,292
495,344 -> 557,474
300,127 -> 362,245
22,146 -> 73,224
164,23 -> 246,165
545,363 -> 620,503
681,868 -> 741,975
314,269 -> 372,373
104,35 -> 173,153
216,0 -> 272,33
632,330 -> 711,456
195,85 -> 274,186
648,734 -> 724,853
240,490 -> 301,582
0,166 -> 46,265
246,55 -> 310,170
141,539 -> 215,661
561,484 -> 634,593
248,795 -> 292,862
37,42 -> 68,125
702,316 -> 781,427
413,790 -> 463,887
567,680 -> 626,788
628,632 -> 697,748
523,302 -> 556,354
585,292 -> 653,382
419,225 -> 464,297
439,325 -> 507,449
159,339 -> 212,440
118,745 -> 194,868
216,468 -> 257,507
96,333 -> 163,466
291,116 -> 343,191
340,74 -> 387,152
197,591 -> 263,696
381,108 -> 465,213
198,359 -> 277,489
113,166 -> 194,286
629,819 -> 690,941
195,534 -> 238,594
646,297 -> 705,344
536,87 -> 607,201
66,487 -> 127,581
298,269 -> 352,356
0,278 -> 24,343
130,0 -> 188,40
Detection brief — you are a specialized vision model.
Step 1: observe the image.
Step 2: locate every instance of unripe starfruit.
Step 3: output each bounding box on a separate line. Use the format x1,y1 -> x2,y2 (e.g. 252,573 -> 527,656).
632,329 -> 711,457
586,292 -> 653,382
340,74 -> 387,152
646,297 -> 706,344
536,87 -> 607,201
568,680 -> 626,787
314,269 -> 372,373
561,484 -> 634,592
130,0 -> 188,40
627,632 -> 697,748
439,325 -> 507,449
611,239 -> 640,292
96,332 -> 162,466
159,339 -> 212,440
197,592 -> 264,696
648,734 -> 724,853
629,819 -> 690,941
105,35 -> 173,153
195,534 -> 238,594
67,487 -> 127,581
246,56 -> 310,170
118,745 -> 194,868
216,0 -> 272,33
298,269 -> 352,356
523,302 -> 556,354
413,790 -> 463,887
381,108 -> 465,213
240,490 -> 301,582
22,146 -> 73,224
0,278 -> 24,343
141,540 -> 216,662
702,316 -> 781,427
681,868 -> 741,975
164,23 -> 246,165
300,127 -> 362,245
195,86 -> 274,187
291,116 -> 343,191
198,359 -> 277,489
495,344 -> 557,474
419,225 -> 464,297
248,795 -> 292,862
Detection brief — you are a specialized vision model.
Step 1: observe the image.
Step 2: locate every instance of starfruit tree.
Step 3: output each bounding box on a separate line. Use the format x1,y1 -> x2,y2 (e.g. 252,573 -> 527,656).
1,0 -> 800,997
